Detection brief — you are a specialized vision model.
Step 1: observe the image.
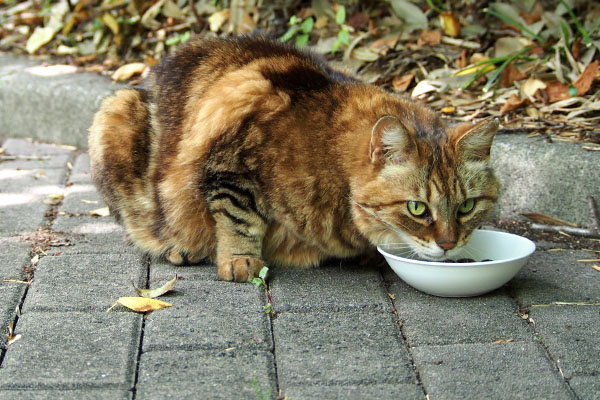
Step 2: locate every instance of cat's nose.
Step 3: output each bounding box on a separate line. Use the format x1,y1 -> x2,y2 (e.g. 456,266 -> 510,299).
437,241 -> 456,251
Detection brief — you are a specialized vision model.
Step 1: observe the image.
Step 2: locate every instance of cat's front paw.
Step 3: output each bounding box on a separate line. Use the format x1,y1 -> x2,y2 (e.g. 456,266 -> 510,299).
218,256 -> 264,282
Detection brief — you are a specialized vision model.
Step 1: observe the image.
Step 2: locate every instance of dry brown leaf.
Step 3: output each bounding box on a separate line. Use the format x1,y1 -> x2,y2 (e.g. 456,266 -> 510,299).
369,34 -> 400,55
501,63 -> 527,87
107,297 -> 172,313
417,30 -> 442,46
519,2 -> 544,25
521,213 -> 578,227
493,338 -> 515,344
392,73 -> 414,92
544,81 -> 570,103
573,60 -> 599,96
89,207 -> 110,217
133,275 -> 177,298
111,63 -> 147,82
500,94 -> 531,115
439,12 -> 460,37
456,50 -> 468,69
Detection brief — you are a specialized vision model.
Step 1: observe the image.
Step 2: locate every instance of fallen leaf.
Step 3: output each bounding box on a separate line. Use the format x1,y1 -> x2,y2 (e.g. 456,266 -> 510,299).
369,34 -> 400,55
592,265 -> 600,272
102,13 -> 120,35
500,94 -> 531,115
501,63 -> 527,87
133,275 -> 177,298
439,12 -> 460,37
89,207 -> 110,217
107,297 -> 172,313
456,50 -> 468,69
392,73 -> 414,92
573,60 -> 599,96
521,213 -> 578,227
493,338 -> 515,344
388,0 -> 427,31
519,2 -> 544,24
44,193 -> 64,205
441,106 -> 456,114
208,9 -> 230,32
522,78 -> 547,97
111,63 -> 147,82
417,30 -> 442,46
544,81 -> 570,103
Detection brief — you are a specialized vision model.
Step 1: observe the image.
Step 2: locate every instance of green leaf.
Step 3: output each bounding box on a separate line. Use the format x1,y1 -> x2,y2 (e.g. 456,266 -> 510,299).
289,15 -> 299,25
331,39 -> 342,54
336,5 -> 346,25
180,31 -> 191,43
281,25 -> 299,42
568,84 -> 578,97
263,303 -> 272,314
165,34 -> 181,46
337,28 -> 350,45
296,33 -> 309,47
258,266 -> 269,280
301,17 -> 314,34
251,277 -> 263,288
559,20 -> 571,46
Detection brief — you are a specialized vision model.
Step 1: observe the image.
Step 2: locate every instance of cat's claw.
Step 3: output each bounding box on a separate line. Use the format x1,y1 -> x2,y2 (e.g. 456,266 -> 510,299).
218,257 -> 264,282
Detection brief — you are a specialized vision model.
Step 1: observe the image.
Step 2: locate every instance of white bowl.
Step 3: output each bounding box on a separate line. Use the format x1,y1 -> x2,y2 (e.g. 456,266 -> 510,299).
377,229 -> 536,297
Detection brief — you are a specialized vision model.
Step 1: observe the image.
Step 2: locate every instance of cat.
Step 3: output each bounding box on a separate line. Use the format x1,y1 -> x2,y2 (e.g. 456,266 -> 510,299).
88,36 -> 500,282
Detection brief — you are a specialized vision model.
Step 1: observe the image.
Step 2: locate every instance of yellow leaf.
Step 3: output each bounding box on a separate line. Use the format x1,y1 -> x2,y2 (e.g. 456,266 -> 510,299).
108,297 -> 172,313
441,106 -> 456,114
89,206 -> 110,217
111,63 -> 148,82
455,63 -> 495,76
522,78 -> 547,98
102,13 -> 120,35
133,275 -> 177,298
44,193 -> 64,205
439,12 -> 460,38
208,9 -> 230,32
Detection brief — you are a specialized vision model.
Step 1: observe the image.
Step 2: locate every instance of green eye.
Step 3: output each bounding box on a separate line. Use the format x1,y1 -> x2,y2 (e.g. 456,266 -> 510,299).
407,201 -> 428,217
458,198 -> 475,215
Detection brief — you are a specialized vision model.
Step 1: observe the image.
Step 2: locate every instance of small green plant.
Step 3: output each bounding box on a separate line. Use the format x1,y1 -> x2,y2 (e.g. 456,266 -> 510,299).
281,15 -> 314,47
165,30 -> 191,47
251,377 -> 272,400
251,266 -> 274,315
332,5 -> 350,53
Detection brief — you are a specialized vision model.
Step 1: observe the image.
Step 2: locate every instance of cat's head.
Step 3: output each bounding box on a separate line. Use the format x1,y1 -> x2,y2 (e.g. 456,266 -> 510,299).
351,113 -> 500,261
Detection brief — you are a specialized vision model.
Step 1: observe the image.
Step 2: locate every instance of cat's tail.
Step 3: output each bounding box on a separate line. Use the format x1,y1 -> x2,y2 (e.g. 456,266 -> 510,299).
88,89 -> 166,254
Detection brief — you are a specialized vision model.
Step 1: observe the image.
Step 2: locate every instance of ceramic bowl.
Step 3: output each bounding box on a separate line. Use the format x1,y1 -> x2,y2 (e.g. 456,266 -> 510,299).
377,229 -> 536,297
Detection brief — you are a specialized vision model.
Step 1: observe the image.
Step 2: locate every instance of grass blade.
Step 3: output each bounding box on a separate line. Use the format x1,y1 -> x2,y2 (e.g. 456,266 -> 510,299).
485,8 -> 544,43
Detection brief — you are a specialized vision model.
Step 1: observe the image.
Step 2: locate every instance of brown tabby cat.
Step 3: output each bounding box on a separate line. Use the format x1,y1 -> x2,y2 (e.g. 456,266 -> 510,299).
89,36 -> 500,282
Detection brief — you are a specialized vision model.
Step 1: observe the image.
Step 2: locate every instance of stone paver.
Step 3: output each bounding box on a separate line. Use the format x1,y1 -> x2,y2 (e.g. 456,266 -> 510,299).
0,390 -> 131,400
0,312 -> 141,389
412,342 -> 574,399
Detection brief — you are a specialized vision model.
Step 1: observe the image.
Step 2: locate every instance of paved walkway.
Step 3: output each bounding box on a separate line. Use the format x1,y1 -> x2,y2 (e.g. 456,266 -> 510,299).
0,136 -> 598,399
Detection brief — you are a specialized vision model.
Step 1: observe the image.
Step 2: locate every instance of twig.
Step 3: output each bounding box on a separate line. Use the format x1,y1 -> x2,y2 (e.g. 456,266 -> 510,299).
531,223 -> 600,239
189,0 -> 205,32
588,196 -> 600,231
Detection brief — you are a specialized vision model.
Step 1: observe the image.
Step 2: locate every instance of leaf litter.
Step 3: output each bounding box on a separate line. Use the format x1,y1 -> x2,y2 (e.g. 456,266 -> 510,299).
0,0 -> 598,144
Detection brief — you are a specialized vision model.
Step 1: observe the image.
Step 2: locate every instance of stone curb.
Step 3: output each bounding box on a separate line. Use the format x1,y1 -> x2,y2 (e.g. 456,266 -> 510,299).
1,52 -> 598,225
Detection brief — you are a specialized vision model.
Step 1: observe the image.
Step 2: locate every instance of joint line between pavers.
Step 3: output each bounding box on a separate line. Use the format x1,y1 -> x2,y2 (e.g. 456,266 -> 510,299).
130,255 -> 151,400
506,291 -> 580,398
380,273 -> 428,398
265,279 -> 281,399
0,149 -> 78,368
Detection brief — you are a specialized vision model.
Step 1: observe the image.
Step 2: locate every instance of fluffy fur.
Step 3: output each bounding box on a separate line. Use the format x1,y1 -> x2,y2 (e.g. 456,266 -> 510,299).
89,36 -> 500,282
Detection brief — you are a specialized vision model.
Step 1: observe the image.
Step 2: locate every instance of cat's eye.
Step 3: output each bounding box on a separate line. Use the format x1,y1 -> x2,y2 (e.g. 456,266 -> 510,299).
458,198 -> 476,215
407,201 -> 428,217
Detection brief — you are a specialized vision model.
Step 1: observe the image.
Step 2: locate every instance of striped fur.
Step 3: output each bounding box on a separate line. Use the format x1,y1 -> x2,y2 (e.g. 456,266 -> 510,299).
88,36 -> 499,282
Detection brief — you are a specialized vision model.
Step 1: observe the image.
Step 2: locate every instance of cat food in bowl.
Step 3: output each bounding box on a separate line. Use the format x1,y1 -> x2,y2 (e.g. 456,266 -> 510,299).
377,230 -> 535,297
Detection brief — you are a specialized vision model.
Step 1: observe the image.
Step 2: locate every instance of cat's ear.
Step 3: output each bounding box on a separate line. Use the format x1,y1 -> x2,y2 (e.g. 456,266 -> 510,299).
370,116 -> 417,165
453,118 -> 499,161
